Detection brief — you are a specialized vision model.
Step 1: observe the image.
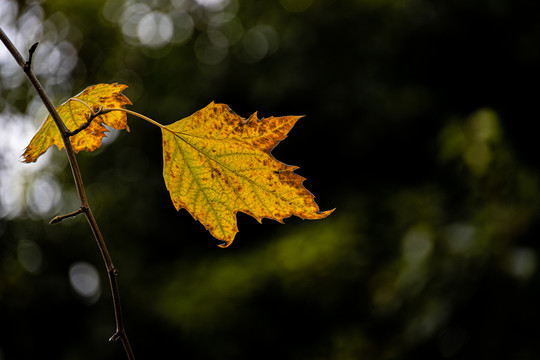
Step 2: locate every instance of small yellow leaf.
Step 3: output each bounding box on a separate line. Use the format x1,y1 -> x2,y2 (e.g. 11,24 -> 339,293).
22,83 -> 131,163
162,102 -> 333,247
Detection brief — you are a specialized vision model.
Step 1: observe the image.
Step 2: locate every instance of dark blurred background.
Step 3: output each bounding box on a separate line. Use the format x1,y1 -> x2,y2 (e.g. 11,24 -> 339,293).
2,0 -> 540,359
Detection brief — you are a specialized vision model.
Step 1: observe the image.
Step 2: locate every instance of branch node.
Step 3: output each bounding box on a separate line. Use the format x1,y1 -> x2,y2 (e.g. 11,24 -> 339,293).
66,106 -> 106,137
110,267 -> 119,276
109,331 -> 122,342
23,42 -> 39,72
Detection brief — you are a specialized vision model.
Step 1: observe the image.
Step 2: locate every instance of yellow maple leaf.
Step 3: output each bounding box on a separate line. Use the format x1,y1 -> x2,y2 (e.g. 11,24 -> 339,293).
162,102 -> 333,247
22,83 -> 131,163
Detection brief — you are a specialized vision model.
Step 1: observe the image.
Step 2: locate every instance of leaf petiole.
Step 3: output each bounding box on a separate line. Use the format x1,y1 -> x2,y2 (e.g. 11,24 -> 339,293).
68,97 -> 171,132
104,108 -> 168,130
69,97 -> 95,113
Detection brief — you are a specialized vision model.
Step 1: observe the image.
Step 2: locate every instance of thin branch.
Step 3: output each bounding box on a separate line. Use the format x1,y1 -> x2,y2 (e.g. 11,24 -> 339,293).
49,207 -> 85,224
0,27 -> 135,360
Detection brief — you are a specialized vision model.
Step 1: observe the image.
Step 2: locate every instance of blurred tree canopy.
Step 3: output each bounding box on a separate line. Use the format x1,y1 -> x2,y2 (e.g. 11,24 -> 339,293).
1,0 -> 540,359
